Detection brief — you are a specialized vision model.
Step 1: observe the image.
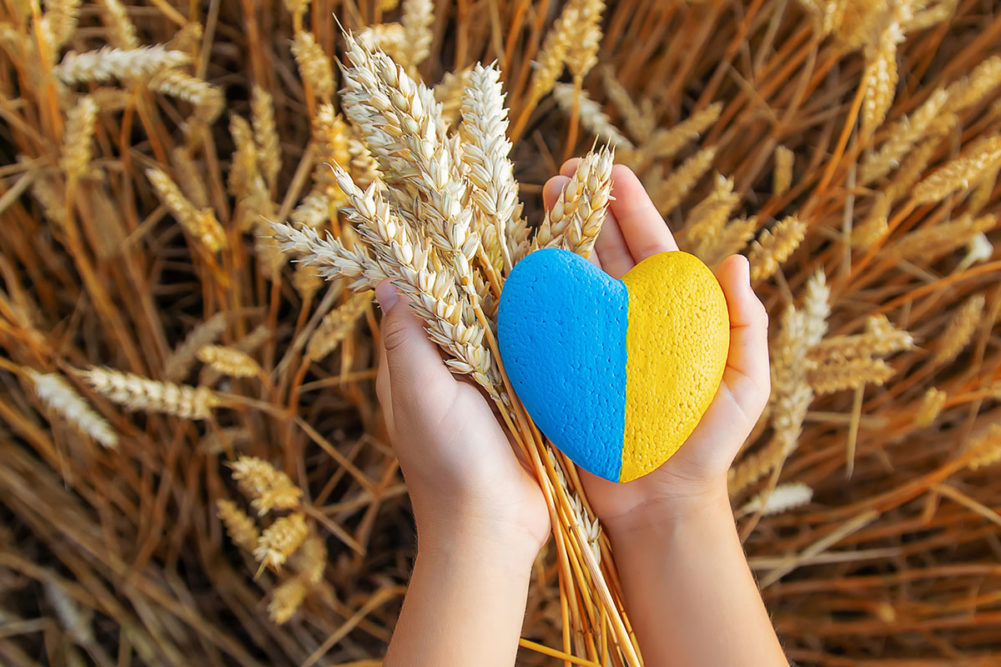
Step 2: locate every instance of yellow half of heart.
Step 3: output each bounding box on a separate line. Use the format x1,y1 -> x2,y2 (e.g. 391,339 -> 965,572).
619,251 -> 730,482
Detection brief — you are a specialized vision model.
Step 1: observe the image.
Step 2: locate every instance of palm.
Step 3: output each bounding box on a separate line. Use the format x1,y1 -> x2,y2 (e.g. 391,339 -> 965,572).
543,164 -> 770,523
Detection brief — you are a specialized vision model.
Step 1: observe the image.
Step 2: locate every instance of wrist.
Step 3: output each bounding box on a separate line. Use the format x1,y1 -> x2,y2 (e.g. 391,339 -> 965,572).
602,477 -> 732,541
416,514 -> 543,574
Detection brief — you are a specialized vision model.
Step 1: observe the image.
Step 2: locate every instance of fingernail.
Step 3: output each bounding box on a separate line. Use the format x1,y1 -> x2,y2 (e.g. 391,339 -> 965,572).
375,281 -> 399,312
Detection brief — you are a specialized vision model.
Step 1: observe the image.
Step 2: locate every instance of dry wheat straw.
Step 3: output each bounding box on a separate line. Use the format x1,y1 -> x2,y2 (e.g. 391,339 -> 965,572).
357,23 -> 407,65
269,577 -> 308,624
255,513 -> 308,570
945,55 -> 1001,114
860,88 -> 948,184
61,96 -> 97,180
705,217 -> 757,268
460,64 -> 522,272
809,315 -> 914,363
932,294 -> 985,366
272,223 -> 386,289
967,424 -> 1001,470
230,456 -> 304,516
347,136 -> 382,189
98,0 -> 138,49
528,3 -> 579,103
773,146 -> 794,196
601,65 -> 654,142
889,214 -> 995,262
168,21 -> 203,54
434,67 -> 472,128
533,147 -> 614,256
861,26 -> 900,133
341,39 -> 486,308
40,0 -> 81,51
56,45 -> 190,84
886,132 -> 949,201
807,357 -> 895,394
643,102 -> 722,161
852,193 -> 890,248
565,0 -> 604,80
149,69 -> 224,123
164,313 -> 227,382
313,105 -> 351,175
283,0 -> 309,15
170,147 -> 210,209
915,387 -> 947,428
28,370 -> 118,449
291,191 -> 332,231
291,536 -> 326,585
552,83 -> 633,149
684,174 -> 739,259
913,136 -> 1001,203
252,86 -> 281,190
147,167 -> 227,252
307,291 -> 373,361
958,233 -> 994,271
197,345 -> 263,379
217,499 -> 260,552
327,164 -> 500,393
749,216 -> 807,282
80,367 -> 219,419
738,482 -> 813,518
292,32 -> 334,100
400,0 -> 434,72
292,263 -> 324,301
650,145 -> 716,215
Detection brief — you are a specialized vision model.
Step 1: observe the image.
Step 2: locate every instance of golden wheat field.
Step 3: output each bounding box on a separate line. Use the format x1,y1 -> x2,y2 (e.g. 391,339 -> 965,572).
1,0 -> 1001,664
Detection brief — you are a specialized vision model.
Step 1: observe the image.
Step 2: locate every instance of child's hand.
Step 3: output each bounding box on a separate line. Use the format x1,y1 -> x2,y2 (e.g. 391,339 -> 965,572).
545,162 -> 785,666
374,284 -> 550,559
544,162 -> 771,528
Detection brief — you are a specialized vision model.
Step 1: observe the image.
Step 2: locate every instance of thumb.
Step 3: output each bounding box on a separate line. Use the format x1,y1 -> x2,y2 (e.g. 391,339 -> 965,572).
375,281 -> 455,414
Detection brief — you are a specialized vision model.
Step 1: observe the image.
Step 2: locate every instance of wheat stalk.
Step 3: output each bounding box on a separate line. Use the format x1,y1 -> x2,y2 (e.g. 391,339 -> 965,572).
147,167 -> 227,252
307,291 -> 373,361
459,64 -> 522,273
60,95 -> 97,180
217,499 -> 261,552
56,45 -> 189,84
197,345 -> 263,379
748,216 -> 807,283
79,367 -> 219,420
230,456 -> 304,516
255,512 -> 309,570
251,86 -> 281,191
28,370 -> 118,449
553,82 -> 633,149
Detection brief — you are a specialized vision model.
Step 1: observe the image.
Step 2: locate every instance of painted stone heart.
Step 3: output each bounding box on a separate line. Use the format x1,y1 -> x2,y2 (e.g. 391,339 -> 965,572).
497,248 -> 729,482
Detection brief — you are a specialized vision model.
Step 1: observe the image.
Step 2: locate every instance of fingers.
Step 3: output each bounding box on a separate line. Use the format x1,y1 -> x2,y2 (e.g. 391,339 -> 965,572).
716,255 -> 770,416
376,337 -> 395,435
543,175 -> 570,211
608,165 -> 679,260
560,157 -> 582,177
592,213 -> 633,279
375,281 -> 456,419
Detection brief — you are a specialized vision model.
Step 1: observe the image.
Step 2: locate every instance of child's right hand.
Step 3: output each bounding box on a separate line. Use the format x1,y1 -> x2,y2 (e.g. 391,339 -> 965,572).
546,162 -> 786,666
543,163 -> 771,530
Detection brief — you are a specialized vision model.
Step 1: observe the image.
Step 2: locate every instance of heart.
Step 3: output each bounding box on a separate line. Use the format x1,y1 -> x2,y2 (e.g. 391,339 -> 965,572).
497,248 -> 729,482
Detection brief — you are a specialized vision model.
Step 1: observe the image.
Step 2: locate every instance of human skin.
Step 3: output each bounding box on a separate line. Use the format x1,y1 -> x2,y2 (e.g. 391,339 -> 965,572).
375,162 -> 786,666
